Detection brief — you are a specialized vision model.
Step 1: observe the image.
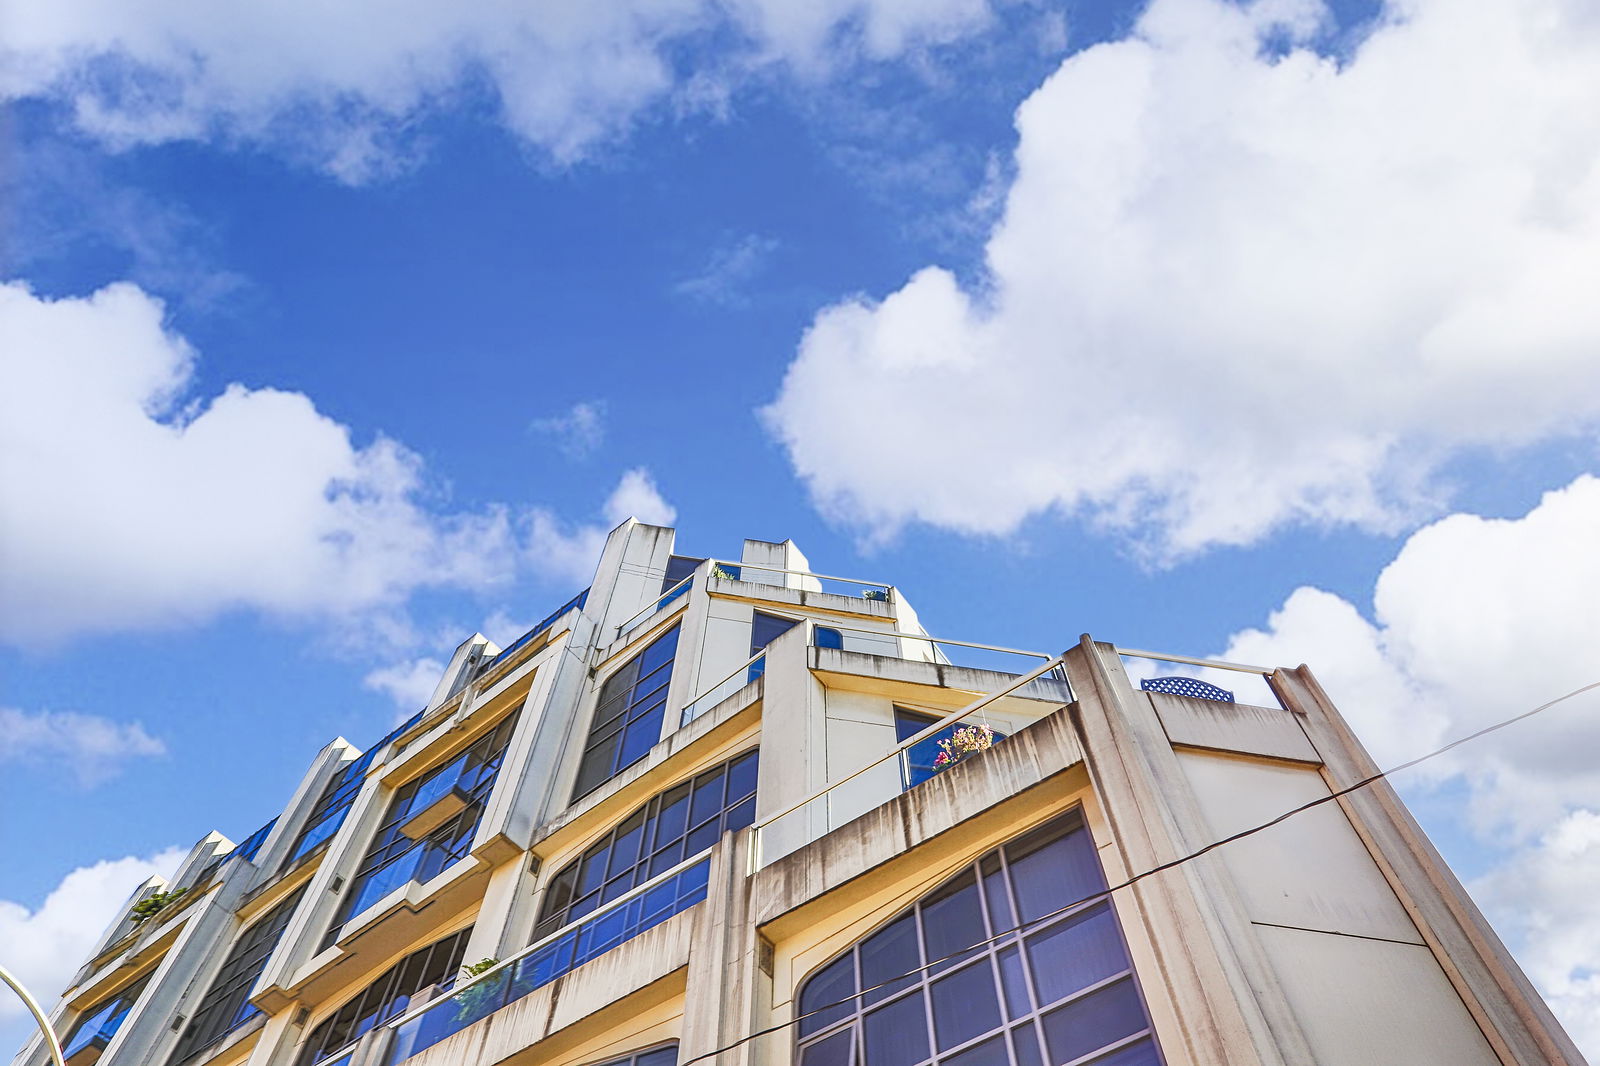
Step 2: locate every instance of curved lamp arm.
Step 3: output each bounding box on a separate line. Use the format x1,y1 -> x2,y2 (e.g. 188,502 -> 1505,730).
0,962 -> 67,1066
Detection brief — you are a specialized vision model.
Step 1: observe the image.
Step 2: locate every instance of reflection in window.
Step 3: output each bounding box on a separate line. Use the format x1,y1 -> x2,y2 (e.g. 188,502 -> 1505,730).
572,626 -> 680,800
747,612 -> 798,681
322,713 -> 520,948
893,709 -> 1008,790
296,929 -> 472,1066
169,887 -> 307,1064
795,811 -> 1160,1066
62,972 -> 152,1064
536,749 -> 757,940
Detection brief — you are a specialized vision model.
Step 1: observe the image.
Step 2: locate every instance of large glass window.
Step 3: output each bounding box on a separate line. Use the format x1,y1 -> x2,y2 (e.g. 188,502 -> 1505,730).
286,708 -> 426,869
572,626 -> 681,800
894,710 -> 1007,790
169,887 -> 307,1064
296,928 -> 472,1066
61,972 -> 152,1064
537,749 -> 757,940
794,812 -> 1161,1066
322,712 -> 520,948
747,611 -> 798,682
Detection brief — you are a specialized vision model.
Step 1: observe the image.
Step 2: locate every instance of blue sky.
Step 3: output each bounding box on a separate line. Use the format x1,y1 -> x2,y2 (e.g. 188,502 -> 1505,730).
4,0 -> 1600,1055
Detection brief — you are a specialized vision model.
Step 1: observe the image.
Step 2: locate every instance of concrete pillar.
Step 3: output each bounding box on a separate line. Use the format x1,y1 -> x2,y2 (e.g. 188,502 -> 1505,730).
680,830 -> 761,1066
1062,636 -> 1309,1066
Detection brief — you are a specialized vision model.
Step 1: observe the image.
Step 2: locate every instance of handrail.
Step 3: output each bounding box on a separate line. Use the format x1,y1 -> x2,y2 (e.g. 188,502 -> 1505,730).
614,573 -> 695,637
705,559 -> 893,592
1114,647 -> 1272,675
680,648 -> 767,727
382,847 -> 714,1034
814,622 -> 1055,661
749,652 -> 1069,847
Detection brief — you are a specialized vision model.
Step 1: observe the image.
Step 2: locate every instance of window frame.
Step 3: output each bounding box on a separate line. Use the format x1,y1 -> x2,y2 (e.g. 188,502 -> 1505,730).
571,625 -> 682,801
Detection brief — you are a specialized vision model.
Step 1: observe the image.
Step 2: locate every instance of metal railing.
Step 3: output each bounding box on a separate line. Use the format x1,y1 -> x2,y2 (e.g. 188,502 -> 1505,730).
615,574 -> 695,642
704,559 -> 894,601
382,848 -> 713,1063
1114,646 -> 1283,709
480,588 -> 589,678
680,649 -> 767,727
747,650 -> 1070,870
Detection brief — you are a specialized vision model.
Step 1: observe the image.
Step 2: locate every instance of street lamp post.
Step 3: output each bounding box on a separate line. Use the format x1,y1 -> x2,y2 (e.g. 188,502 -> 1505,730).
0,962 -> 68,1066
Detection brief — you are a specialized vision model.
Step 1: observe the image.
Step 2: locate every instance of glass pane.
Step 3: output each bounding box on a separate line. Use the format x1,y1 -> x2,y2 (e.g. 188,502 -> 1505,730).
752,612 -> 798,652
930,961 -> 1002,1051
1010,1024 -> 1045,1066
690,771 -> 726,825
574,733 -> 619,797
619,716 -> 661,769
609,812 -> 647,878
799,955 -> 858,1038
685,819 -> 718,856
802,1028 -> 855,1066
578,843 -> 612,895
980,855 -> 1013,935
862,991 -> 931,1066
636,1047 -> 680,1066
860,914 -> 920,1005
921,871 -> 986,971
1025,906 -> 1127,1008
727,751 -> 758,801
940,1034 -> 1009,1066
815,627 -> 843,649
654,785 -> 691,844
1008,820 -> 1103,925
997,946 -> 1031,1020
639,626 -> 681,675
724,794 -> 757,832
1079,1040 -> 1159,1066
1039,979 -> 1145,1066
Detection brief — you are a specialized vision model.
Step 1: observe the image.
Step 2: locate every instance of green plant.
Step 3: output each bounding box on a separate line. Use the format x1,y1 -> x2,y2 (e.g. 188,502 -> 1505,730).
453,958 -> 504,1022
128,888 -> 186,926
862,588 -> 888,601
711,565 -> 738,581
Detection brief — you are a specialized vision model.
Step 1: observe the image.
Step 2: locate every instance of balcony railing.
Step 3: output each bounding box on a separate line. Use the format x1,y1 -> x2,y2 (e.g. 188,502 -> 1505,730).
383,850 -> 713,1065
704,559 -> 894,602
480,588 -> 589,678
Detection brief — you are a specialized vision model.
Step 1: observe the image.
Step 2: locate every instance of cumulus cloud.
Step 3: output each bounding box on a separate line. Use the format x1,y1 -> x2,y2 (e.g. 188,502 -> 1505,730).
531,401 -> 607,460
1211,474 -> 1600,1051
0,281 -> 516,646
526,468 -> 677,583
0,707 -> 166,786
362,658 -> 447,716
0,847 -> 184,1052
765,0 -> 1600,557
0,0 -> 991,179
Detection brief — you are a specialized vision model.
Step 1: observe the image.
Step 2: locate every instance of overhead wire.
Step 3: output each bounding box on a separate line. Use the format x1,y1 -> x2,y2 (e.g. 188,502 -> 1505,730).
677,677 -> 1600,1066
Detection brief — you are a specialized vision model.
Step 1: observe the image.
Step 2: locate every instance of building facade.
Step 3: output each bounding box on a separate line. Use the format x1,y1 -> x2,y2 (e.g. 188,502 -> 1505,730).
13,521 -> 1586,1066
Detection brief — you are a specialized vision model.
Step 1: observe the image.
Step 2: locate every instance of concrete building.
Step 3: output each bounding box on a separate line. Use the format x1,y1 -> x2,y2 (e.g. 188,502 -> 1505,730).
13,520 -> 1586,1066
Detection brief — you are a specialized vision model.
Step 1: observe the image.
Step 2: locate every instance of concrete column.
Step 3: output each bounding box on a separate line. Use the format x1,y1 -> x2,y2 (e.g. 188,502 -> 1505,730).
1063,636 -> 1309,1066
1271,666 -> 1586,1065
680,830 -> 761,1066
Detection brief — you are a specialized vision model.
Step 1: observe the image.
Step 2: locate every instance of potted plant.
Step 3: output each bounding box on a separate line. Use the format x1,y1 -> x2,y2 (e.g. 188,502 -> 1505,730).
933,724 -> 995,771
129,888 -> 186,926
862,588 -> 889,601
453,958 -> 506,1023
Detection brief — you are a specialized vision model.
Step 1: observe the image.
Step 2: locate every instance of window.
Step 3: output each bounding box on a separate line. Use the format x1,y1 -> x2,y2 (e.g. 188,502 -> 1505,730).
894,710 -> 1007,790
61,972 -> 152,1065
815,627 -> 844,650
322,713 -> 520,948
594,1046 -> 678,1066
296,929 -> 472,1066
747,611 -> 798,681
660,556 -> 702,608
795,812 -> 1160,1066
537,749 -> 757,940
285,706 -> 426,869
170,887 -> 307,1064
572,626 -> 680,800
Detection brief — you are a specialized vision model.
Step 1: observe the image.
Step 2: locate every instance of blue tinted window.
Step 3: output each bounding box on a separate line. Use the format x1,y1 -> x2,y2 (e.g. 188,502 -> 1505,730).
794,812 -> 1160,1066
814,627 -> 844,650
322,713 -> 519,948
63,972 -> 151,1060
573,627 -> 680,799
536,750 -> 758,941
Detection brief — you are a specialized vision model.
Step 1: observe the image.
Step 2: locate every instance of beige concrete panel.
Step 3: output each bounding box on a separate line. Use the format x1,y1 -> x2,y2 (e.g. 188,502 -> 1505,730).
756,635 -> 831,863
1153,694 -> 1320,764
1255,923 -> 1500,1066
1176,751 -> 1423,944
822,717 -> 903,828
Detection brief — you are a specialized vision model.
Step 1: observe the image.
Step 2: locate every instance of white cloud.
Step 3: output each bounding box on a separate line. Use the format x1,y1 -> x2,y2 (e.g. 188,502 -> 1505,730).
765,0 -> 1600,558
526,468 -> 677,584
1212,474 -> 1600,1052
0,0 -> 992,179
0,848 -> 184,1053
531,401 -> 606,460
0,282 -> 517,647
362,658 -> 446,716
676,233 -> 779,306
0,708 -> 166,787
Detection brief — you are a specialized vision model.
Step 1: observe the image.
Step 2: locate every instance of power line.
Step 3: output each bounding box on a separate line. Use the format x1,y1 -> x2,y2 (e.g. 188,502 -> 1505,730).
679,677 -> 1600,1066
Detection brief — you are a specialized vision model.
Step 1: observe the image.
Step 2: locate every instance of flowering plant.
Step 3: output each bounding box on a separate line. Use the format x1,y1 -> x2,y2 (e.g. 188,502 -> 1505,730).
932,724 -> 995,769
